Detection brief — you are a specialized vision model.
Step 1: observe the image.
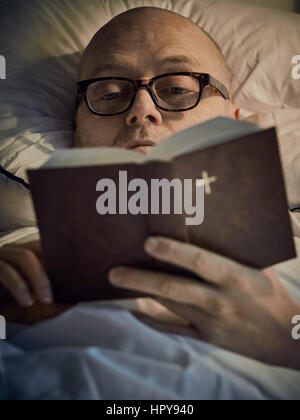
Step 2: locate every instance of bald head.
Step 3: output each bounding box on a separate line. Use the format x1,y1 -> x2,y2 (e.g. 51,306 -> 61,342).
75,7 -> 239,151
78,7 -> 231,92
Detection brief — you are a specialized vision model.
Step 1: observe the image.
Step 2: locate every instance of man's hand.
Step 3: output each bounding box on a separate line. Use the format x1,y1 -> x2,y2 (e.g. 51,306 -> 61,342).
0,241 -> 74,325
109,237 -> 300,370
0,241 -> 53,307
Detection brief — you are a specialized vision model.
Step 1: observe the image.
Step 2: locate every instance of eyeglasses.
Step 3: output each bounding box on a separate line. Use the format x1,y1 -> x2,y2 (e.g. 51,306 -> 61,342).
77,72 -> 230,117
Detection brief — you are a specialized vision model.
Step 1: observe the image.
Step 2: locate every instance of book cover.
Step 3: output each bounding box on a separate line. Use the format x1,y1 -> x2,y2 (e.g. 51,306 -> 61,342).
28,121 -> 296,303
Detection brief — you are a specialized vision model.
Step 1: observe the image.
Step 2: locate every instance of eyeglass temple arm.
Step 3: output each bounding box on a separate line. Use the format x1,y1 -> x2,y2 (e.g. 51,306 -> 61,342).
207,75 -> 230,100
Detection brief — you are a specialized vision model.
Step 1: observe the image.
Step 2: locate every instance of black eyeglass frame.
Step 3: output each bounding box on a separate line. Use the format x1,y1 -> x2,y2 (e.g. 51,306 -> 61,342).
77,72 -> 230,117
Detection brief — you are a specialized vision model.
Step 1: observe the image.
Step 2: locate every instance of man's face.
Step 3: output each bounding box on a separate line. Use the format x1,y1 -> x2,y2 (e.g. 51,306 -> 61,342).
75,10 -> 239,154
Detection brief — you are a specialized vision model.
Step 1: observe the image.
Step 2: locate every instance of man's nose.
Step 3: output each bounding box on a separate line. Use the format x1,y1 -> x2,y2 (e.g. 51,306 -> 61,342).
126,88 -> 163,126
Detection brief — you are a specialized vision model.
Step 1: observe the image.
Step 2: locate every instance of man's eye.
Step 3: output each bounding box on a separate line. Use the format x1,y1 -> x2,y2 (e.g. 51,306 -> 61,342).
158,87 -> 192,97
165,87 -> 190,95
170,87 -> 189,94
101,92 -> 121,101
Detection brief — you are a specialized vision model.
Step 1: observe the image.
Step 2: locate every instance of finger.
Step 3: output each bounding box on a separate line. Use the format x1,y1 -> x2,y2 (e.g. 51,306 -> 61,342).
130,311 -> 199,339
4,240 -> 42,253
154,296 -> 218,323
4,241 -> 44,263
20,241 -> 44,262
0,261 -> 34,307
0,247 -> 52,304
144,237 -> 253,287
153,298 -> 226,345
109,267 -> 223,312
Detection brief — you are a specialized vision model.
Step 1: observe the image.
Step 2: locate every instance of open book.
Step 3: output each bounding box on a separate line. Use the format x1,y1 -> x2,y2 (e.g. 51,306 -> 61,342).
28,118 -> 296,303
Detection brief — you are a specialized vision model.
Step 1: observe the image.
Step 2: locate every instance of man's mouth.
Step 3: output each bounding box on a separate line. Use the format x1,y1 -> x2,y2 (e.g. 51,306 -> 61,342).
128,140 -> 156,154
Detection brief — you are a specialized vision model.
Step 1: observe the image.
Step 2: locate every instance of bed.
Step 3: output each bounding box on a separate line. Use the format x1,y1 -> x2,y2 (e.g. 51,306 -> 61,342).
0,0 -> 300,400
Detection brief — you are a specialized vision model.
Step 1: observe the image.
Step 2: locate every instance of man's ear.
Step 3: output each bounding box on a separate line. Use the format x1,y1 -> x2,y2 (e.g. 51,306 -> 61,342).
232,101 -> 240,120
227,100 -> 240,120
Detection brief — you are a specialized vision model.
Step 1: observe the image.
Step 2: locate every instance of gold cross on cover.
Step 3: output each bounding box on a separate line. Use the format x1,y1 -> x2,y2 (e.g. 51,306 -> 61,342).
196,171 -> 217,195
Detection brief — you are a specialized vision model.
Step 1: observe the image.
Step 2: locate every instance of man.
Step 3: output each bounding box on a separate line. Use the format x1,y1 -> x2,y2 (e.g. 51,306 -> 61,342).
74,7 -> 238,150
0,7 -> 299,370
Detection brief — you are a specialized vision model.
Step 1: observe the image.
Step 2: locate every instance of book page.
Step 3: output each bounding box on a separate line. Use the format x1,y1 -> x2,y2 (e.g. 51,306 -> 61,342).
44,147 -> 145,168
147,117 -> 262,162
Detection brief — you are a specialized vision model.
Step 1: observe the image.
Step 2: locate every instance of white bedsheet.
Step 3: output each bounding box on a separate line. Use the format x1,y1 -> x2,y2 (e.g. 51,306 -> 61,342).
1,303 -> 300,400
1,238 -> 300,401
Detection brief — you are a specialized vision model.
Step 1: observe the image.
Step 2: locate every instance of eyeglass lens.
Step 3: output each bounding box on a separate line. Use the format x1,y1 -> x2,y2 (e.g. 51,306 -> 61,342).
86,75 -> 201,114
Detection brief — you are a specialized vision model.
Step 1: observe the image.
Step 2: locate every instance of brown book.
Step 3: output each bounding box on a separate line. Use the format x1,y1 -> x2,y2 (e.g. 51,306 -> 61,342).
28,118 -> 296,303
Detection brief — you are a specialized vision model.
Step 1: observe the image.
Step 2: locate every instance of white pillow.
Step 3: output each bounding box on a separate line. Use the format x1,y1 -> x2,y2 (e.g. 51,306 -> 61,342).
0,0 -> 300,234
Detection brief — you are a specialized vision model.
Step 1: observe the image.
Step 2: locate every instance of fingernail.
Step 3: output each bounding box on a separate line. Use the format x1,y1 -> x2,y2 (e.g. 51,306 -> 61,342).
109,268 -> 123,285
145,237 -> 159,253
23,295 -> 34,307
42,290 -> 53,304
